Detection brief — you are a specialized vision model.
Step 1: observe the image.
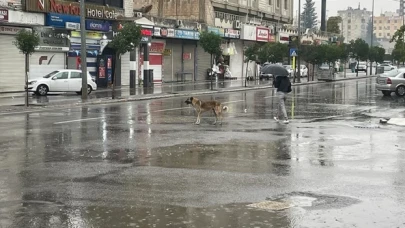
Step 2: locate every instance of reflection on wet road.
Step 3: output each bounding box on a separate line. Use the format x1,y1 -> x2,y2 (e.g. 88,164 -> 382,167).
1,78 -> 405,228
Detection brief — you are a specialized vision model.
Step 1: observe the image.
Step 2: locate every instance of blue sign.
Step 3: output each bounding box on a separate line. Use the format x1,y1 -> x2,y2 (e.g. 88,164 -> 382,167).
175,30 -> 199,40
46,13 -> 80,28
289,48 -> 298,57
86,20 -> 110,32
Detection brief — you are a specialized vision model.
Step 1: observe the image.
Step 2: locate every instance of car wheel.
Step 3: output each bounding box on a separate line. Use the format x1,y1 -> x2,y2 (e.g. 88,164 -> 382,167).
87,85 -> 92,94
36,84 -> 49,96
396,86 -> 405,96
382,91 -> 391,96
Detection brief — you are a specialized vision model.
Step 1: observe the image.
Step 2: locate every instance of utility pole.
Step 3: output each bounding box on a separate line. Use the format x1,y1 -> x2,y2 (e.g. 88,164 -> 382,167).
80,0 -> 88,100
370,0 -> 374,75
297,0 -> 301,82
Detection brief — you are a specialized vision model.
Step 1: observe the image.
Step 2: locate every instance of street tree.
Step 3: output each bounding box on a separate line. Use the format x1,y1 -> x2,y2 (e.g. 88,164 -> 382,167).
368,46 -> 386,75
108,22 -> 142,99
257,42 -> 288,64
326,16 -> 342,34
349,38 -> 369,76
300,44 -> 318,80
14,29 -> 40,107
199,31 -> 223,89
301,0 -> 317,29
364,19 -> 379,46
390,25 -> 405,65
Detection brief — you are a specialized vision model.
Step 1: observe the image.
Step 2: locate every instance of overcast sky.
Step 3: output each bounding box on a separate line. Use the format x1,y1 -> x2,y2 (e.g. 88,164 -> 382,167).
293,0 -> 400,18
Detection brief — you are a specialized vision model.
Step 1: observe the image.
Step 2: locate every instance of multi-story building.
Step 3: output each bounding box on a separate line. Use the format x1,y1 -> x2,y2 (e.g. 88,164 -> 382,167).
134,0 -> 294,82
338,6 -> 371,43
374,12 -> 403,40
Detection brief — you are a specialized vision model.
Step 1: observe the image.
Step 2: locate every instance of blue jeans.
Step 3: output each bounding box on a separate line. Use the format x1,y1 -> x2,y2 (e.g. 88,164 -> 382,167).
276,91 -> 288,120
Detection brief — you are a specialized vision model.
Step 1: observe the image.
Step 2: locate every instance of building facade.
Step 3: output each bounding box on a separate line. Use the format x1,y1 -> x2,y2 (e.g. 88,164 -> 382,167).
338,6 -> 371,43
374,12 -> 403,40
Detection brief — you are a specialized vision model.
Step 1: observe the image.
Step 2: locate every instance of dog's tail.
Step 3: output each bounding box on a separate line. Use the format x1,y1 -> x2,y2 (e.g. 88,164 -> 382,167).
222,106 -> 229,112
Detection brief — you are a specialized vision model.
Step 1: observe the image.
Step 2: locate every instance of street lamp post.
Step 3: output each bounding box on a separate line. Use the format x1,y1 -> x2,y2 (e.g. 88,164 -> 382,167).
370,0 -> 374,75
297,0 -> 301,82
80,0 -> 88,100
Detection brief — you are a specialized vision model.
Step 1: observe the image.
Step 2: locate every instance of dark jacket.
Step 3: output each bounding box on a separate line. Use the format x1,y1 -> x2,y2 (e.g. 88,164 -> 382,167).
273,76 -> 292,93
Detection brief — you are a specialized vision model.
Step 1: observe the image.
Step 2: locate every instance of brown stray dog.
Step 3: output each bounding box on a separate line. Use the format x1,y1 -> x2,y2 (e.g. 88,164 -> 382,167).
185,97 -> 228,125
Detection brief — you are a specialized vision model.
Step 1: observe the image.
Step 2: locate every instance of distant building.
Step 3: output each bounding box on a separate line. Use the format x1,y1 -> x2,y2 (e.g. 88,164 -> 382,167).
338,6 -> 371,42
374,12 -> 403,40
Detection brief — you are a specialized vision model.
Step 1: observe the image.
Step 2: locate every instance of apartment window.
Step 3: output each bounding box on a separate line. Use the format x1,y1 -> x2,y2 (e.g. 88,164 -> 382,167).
379,33 -> 382,36
379,20 -> 382,23
379,26 -> 382,30
361,19 -> 365,23
373,27 -> 376,30
284,0 -> 287,9
276,0 -> 280,8
348,19 -> 351,23
348,25 -> 351,29
387,20 -> 390,23
269,0 -> 272,5
395,20 -> 398,23
387,33 -> 390,36
387,26 -> 390,30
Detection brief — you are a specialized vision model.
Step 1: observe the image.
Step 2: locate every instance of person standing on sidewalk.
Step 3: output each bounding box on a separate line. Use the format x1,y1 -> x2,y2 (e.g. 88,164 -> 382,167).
273,75 -> 292,124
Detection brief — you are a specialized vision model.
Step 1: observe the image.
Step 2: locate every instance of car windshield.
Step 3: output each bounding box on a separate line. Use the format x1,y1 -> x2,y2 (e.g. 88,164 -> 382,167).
43,71 -> 59,78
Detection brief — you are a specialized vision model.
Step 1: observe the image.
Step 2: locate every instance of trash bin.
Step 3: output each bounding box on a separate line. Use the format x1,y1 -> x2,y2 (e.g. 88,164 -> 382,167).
376,66 -> 384,74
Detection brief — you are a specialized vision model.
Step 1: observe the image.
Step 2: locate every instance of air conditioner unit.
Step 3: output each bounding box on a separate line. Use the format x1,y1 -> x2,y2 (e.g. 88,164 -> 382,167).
136,12 -> 143,17
233,20 -> 241,29
176,20 -> 183,27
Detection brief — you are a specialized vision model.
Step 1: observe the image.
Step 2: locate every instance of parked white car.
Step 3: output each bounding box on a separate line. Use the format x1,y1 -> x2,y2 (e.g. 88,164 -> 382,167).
28,69 -> 97,96
378,63 -> 397,72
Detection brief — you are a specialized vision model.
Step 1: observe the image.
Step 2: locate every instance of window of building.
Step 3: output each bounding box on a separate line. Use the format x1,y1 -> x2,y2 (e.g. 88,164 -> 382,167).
348,19 -> 351,23
284,0 -> 287,9
387,33 -> 390,36
395,20 -> 398,23
379,20 -> 382,23
277,0 -> 280,8
379,26 -> 382,30
373,27 -> 376,30
269,0 -> 272,5
395,26 -> 398,30
348,13 -> 351,17
361,19 -> 365,23
86,0 -> 123,8
379,33 -> 382,36
387,20 -> 390,23
348,25 -> 351,29
387,26 -> 390,30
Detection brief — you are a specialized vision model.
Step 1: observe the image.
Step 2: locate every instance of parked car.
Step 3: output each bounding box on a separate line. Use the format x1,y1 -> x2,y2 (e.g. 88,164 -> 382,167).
28,69 -> 97,96
378,63 -> 397,72
376,68 -> 405,96
355,62 -> 367,73
298,65 -> 308,77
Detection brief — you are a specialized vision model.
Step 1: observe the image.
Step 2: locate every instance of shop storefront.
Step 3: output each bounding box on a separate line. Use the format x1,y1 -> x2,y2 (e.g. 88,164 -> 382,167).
153,27 -> 199,82
0,9 -> 45,92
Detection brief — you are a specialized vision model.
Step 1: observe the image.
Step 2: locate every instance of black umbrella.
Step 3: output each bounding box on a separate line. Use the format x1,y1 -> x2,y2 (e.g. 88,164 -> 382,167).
261,64 -> 289,77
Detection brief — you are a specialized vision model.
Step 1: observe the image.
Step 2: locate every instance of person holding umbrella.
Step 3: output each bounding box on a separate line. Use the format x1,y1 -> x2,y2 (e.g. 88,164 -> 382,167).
261,64 -> 292,124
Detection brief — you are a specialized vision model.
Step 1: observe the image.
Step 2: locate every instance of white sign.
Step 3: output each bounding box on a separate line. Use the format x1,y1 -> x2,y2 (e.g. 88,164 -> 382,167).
256,28 -> 269,42
167,28 -> 175,37
291,51 -> 297,57
8,10 -> 44,25
0,25 -> 30,35
240,24 -> 256,41
35,46 -> 69,52
66,22 -> 80,30
154,27 -> 161,36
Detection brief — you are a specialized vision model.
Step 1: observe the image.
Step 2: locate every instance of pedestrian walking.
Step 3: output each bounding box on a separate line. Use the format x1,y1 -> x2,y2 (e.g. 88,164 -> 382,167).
273,75 -> 292,124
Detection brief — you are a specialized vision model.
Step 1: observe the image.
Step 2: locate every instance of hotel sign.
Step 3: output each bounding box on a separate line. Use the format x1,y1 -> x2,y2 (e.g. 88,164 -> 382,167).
25,0 -> 124,20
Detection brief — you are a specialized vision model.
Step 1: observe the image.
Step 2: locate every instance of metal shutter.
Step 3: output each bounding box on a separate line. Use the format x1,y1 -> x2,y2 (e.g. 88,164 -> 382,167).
162,39 -> 173,82
0,35 -> 25,92
171,40 -> 182,82
29,52 -> 66,80
121,52 -> 130,86
196,43 -> 212,81
182,40 -> 196,81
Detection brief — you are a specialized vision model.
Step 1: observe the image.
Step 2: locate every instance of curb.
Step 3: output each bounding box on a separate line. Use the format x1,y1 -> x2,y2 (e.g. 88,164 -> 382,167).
0,76 -> 375,114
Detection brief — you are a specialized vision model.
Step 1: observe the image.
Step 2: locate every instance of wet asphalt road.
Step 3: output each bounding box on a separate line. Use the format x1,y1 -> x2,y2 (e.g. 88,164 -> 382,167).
1,78 -> 405,228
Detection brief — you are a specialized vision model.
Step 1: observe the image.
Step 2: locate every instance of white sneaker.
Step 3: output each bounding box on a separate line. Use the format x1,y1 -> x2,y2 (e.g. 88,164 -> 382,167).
274,117 -> 279,122
283,120 -> 289,124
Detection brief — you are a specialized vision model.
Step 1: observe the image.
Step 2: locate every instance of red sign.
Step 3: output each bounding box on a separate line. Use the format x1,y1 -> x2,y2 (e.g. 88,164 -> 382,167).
98,67 -> 105,78
256,27 -> 269,42
50,0 -> 80,15
149,42 -> 165,53
141,29 -> 152,36
183,53 -> 191,60
0,9 -> 8,22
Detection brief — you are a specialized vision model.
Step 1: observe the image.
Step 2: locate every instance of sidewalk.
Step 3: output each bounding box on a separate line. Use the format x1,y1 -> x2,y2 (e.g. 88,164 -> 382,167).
0,72 -> 373,112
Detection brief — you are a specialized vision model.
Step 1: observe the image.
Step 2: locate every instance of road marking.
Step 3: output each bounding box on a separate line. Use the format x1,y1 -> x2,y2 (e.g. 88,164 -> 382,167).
54,117 -> 104,125
152,107 -> 186,113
